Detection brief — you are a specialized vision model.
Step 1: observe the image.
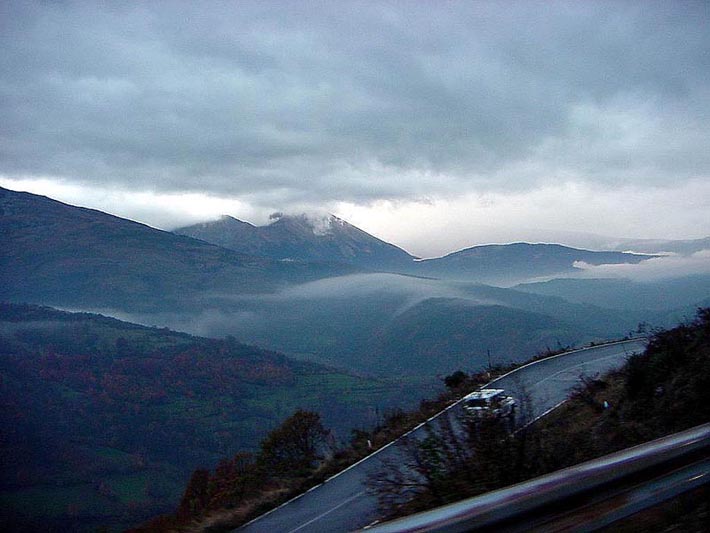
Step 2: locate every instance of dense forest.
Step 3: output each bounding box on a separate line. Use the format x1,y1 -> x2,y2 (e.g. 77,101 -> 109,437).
0,304 -> 408,531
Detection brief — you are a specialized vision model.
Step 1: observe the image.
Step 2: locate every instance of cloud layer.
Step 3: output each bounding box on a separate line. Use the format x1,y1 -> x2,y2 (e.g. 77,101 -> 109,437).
2,2 -> 709,204
1,1 -> 709,257
573,250 -> 710,282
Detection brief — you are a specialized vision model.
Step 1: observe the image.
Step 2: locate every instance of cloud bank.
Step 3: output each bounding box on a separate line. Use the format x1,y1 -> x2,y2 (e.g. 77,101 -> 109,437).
1,1 -> 708,247
573,250 -> 710,282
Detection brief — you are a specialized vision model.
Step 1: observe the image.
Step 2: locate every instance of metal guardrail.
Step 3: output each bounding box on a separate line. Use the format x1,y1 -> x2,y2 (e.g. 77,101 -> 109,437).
365,423 -> 710,532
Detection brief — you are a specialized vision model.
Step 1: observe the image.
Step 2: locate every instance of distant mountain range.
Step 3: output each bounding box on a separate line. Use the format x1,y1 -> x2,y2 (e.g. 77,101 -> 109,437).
612,236 -> 710,255
412,242 -> 653,284
177,212 -> 656,284
516,275 -> 710,312
1,186 -> 661,315
3,185 -> 708,379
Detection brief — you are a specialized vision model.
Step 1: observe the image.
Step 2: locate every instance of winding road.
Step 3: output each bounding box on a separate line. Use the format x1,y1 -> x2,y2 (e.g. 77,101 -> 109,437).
238,339 -> 647,533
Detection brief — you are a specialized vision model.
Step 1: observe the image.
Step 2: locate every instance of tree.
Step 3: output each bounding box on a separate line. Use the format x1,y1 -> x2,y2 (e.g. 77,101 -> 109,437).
368,414 -> 480,515
368,385 -> 537,519
176,468 -> 210,521
257,410 -> 329,477
444,370 -> 468,390
208,452 -> 259,509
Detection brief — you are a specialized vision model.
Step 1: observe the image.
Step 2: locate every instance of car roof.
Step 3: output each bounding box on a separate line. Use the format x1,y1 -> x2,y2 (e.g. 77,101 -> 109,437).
463,388 -> 505,401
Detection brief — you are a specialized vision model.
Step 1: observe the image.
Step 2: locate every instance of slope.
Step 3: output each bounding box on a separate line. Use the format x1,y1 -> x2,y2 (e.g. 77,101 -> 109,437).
176,213 -> 416,270
151,274 -> 648,378
415,242 -> 655,284
0,187 -> 357,312
0,303 -> 406,532
367,299 -> 588,375
516,275 -> 710,312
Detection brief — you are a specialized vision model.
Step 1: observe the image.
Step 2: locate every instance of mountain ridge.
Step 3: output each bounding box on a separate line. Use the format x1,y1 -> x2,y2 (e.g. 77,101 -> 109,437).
0,187 -> 359,312
177,213 -> 657,284
414,242 -> 655,284
176,212 -> 417,270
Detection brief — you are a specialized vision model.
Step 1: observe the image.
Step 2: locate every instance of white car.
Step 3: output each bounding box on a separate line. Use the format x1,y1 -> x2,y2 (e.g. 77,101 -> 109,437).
462,388 -> 516,419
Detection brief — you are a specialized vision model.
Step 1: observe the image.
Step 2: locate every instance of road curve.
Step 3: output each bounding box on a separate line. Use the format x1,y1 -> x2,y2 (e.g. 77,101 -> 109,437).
237,339 -> 647,533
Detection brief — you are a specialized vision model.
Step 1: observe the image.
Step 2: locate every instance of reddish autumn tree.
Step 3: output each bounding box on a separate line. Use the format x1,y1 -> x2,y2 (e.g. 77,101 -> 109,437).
257,409 -> 329,477
176,468 -> 210,521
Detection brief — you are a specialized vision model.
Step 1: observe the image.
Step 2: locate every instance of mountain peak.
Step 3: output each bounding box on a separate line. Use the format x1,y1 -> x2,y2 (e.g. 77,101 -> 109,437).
268,212 -> 348,237
176,212 -> 414,269
216,214 -> 255,226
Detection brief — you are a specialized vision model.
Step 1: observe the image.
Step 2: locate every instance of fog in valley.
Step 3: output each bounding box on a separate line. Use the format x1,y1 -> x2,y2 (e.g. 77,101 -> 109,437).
92,258 -> 710,379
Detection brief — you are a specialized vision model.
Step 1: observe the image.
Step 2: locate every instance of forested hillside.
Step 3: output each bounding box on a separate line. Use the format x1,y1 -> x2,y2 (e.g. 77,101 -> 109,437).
0,304 -> 406,531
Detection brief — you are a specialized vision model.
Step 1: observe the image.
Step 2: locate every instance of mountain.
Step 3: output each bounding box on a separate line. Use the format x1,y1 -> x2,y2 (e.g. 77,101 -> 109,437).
612,236 -> 710,255
414,242 -> 655,284
1,186 -> 670,378
516,275 -> 710,312
367,299 -> 587,375
177,216 -> 657,285
0,303 -> 408,532
175,213 -> 416,270
0,187 -> 357,312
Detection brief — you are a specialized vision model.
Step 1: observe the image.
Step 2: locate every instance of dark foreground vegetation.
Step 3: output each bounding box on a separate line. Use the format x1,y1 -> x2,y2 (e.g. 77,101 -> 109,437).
131,409 -> 334,531
371,307 -> 710,526
140,309 -> 709,532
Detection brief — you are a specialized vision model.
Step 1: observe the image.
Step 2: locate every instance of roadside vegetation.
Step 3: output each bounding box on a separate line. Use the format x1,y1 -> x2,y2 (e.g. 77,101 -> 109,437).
371,307 -> 710,525
130,343 -> 622,530
129,355 -> 533,531
137,309 -> 709,532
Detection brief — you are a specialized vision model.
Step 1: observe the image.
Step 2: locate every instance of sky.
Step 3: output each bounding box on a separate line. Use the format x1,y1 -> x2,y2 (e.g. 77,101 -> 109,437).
1,1 -> 709,257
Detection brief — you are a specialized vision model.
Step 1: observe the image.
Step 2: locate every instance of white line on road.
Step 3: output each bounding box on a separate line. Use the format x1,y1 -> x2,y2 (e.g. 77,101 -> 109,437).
287,490 -> 366,533
487,338 -> 646,390
528,352 -> 633,390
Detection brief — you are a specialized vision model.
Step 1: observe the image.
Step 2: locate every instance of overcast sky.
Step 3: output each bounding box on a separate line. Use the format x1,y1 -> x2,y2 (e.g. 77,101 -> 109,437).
1,1 -> 709,256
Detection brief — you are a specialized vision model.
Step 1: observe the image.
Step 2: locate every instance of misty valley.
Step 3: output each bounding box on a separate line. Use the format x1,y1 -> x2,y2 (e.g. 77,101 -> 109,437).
2,186 -> 710,530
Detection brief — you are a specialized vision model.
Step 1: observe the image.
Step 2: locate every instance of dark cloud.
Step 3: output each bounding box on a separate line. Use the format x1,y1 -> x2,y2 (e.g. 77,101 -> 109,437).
1,1 -> 709,208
